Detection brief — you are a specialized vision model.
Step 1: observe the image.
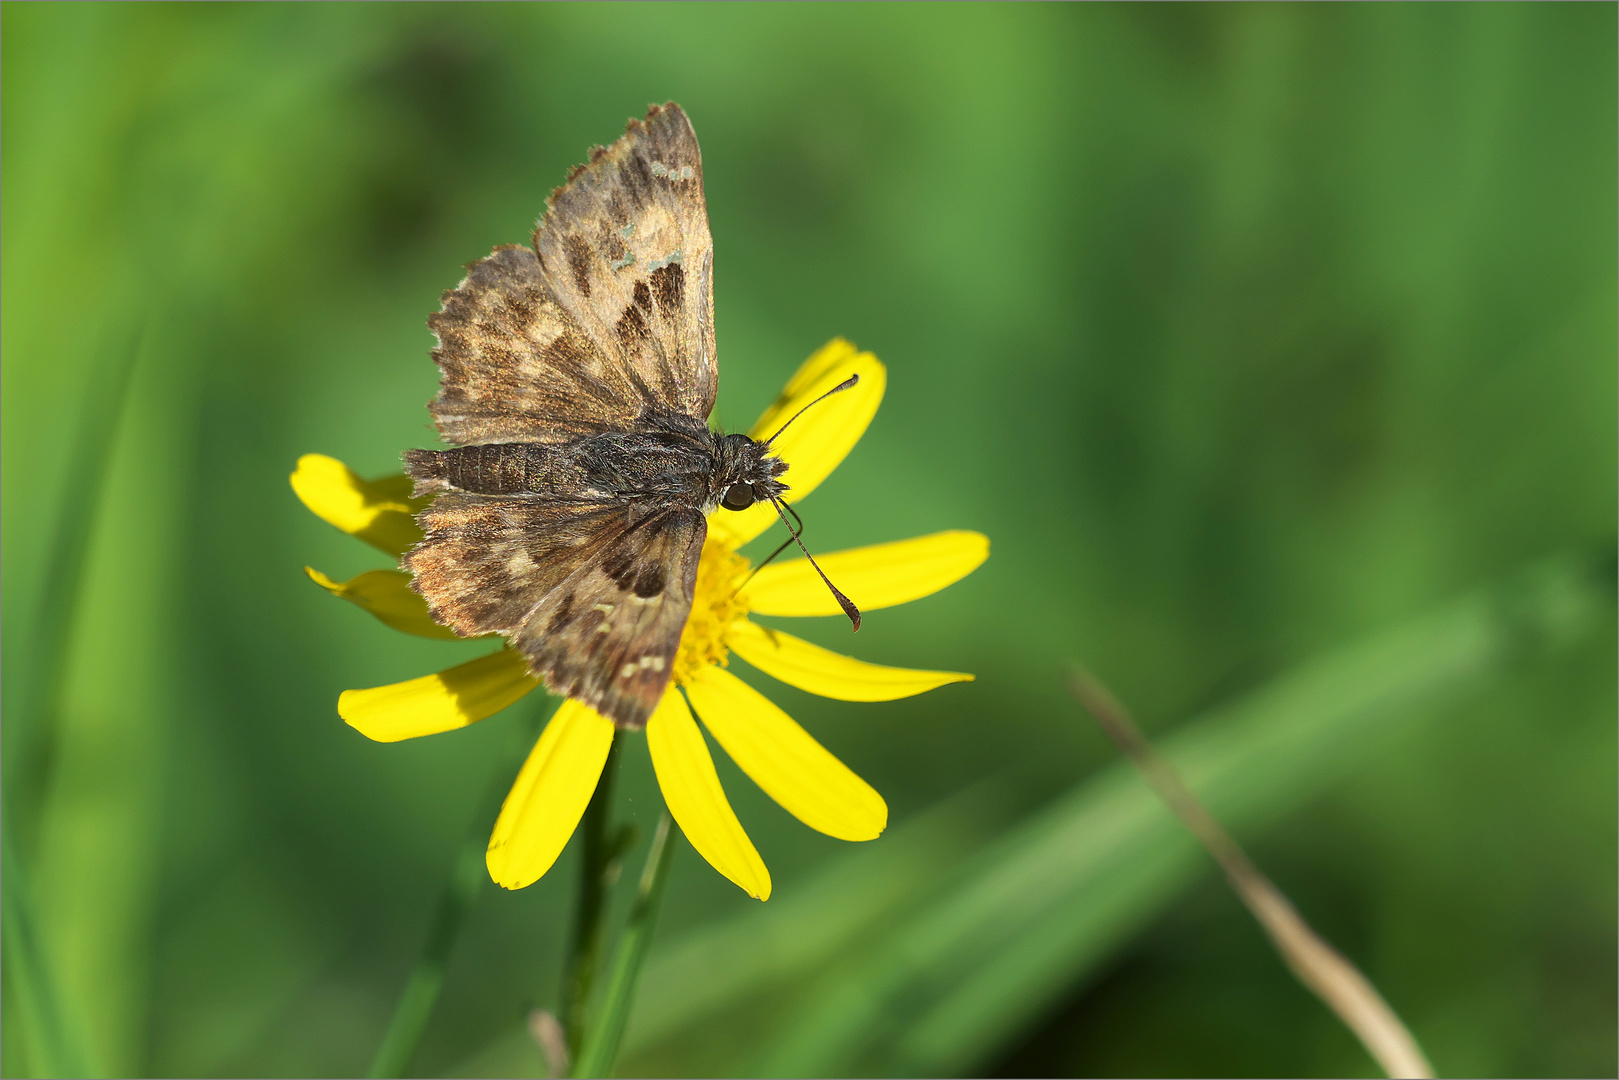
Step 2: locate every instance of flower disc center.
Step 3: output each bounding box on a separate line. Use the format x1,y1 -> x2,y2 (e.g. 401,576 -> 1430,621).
673,537 -> 752,686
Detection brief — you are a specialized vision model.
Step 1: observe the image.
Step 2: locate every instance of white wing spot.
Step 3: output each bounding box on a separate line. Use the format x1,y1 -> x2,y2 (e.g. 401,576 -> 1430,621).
618,656 -> 666,680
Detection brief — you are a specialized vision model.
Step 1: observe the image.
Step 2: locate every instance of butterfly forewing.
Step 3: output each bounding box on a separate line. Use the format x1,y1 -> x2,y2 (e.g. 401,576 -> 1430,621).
427,246 -> 647,446
534,104 -> 717,423
407,104 -> 724,729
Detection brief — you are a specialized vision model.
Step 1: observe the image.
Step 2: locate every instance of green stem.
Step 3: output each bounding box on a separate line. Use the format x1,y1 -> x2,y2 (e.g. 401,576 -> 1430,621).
561,732 -> 623,1056
571,811 -> 678,1080
367,696 -> 556,1078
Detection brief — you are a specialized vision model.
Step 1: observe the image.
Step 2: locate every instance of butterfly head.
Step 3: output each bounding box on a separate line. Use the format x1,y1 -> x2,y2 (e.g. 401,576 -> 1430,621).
714,433 -> 787,513
714,372 -> 861,514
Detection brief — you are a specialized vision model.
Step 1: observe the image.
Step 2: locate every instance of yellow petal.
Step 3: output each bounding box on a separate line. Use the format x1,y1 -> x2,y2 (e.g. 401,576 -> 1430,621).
486,701 -> 615,889
745,530 -> 989,617
684,666 -> 886,842
646,690 -> 771,900
765,336 -> 867,409
728,619 -> 973,702
339,649 -> 537,742
290,453 -> 425,556
305,566 -> 463,640
709,341 -> 886,549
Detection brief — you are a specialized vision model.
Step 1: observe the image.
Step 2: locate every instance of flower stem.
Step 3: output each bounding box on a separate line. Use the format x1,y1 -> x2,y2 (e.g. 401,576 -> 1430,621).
571,811 -> 678,1080
560,731 -> 623,1056
367,697 -> 555,1079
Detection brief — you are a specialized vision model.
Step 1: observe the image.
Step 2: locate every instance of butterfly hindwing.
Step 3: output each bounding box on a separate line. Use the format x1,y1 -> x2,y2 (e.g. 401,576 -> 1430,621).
534,103 -> 717,424
511,507 -> 706,730
405,495 -> 704,729
405,495 -> 630,638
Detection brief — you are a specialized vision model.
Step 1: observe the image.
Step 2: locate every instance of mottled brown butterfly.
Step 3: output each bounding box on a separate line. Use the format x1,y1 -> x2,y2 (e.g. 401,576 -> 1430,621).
402,103 -> 857,731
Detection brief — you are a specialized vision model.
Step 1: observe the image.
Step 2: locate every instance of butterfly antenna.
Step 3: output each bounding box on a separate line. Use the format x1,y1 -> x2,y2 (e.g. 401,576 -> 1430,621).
766,495 -> 861,631
737,496 -> 811,592
763,373 -> 860,448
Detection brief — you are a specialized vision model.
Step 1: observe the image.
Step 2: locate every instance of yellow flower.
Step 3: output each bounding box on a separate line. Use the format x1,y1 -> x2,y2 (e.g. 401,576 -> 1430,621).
292,340 -> 988,901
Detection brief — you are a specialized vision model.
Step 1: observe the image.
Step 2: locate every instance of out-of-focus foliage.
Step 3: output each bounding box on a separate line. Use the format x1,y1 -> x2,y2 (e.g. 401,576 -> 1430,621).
2,4 -> 1612,1078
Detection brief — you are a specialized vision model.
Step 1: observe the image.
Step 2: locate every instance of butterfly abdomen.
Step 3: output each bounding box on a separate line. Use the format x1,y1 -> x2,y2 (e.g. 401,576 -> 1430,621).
404,443 -> 582,497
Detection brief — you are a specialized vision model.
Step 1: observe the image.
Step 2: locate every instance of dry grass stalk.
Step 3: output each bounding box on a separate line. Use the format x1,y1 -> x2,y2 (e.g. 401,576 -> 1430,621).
527,1008 -> 570,1078
1069,669 -> 1435,1080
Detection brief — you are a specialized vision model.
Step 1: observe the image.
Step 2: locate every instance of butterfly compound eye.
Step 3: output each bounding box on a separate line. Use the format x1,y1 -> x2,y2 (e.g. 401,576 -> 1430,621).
721,482 -> 755,512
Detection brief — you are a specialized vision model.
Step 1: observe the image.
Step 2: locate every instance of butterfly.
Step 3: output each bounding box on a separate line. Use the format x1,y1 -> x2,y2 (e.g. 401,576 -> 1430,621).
402,103 -> 857,731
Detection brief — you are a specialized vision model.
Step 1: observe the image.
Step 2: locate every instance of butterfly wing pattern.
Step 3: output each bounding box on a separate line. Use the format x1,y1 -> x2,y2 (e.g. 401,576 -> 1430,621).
512,505 -> 706,726
421,244 -> 649,446
533,103 -> 716,422
405,104 -> 719,729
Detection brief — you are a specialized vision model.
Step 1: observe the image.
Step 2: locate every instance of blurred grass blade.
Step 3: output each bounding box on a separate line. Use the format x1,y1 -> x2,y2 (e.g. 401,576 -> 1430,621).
624,777 -> 1016,1059
2,820 -> 89,1078
368,698 -> 556,1078
752,554 -> 1604,1076
446,780 -> 1019,1079
571,812 -> 677,1079
1,327 -> 142,1078
6,326 -> 141,805
367,840 -> 487,1079
1071,668 -> 1435,1079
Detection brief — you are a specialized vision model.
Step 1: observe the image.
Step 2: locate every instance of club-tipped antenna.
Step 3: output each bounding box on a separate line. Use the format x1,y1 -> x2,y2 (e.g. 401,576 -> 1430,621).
766,494 -> 861,631
763,373 -> 860,449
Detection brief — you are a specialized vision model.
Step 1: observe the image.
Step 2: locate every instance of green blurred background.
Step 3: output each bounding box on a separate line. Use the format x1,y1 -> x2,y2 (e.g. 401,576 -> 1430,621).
4,3 -> 1614,1077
